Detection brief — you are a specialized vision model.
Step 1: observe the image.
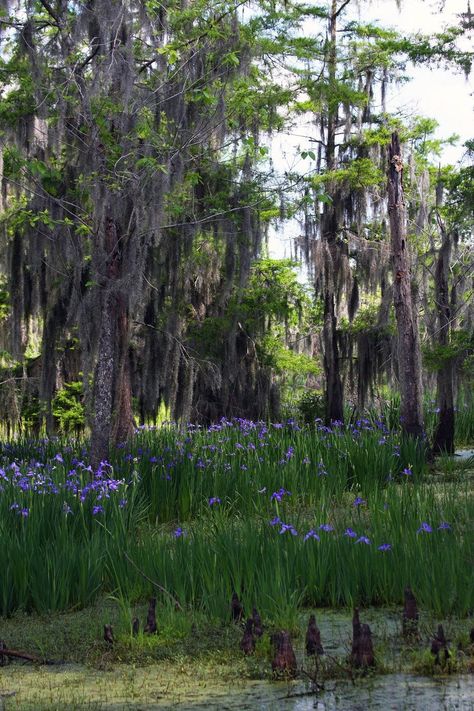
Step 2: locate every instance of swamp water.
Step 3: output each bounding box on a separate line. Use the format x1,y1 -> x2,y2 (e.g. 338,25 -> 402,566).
0,608 -> 473,710
0,667 -> 473,710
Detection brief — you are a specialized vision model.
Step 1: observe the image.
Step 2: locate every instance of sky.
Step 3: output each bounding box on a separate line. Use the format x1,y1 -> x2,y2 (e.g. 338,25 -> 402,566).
269,0 -> 473,260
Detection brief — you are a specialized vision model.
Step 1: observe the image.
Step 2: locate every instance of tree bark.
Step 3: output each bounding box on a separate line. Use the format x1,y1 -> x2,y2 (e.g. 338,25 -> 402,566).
432,216 -> 455,454
320,0 -> 345,425
90,217 -> 120,470
111,291 -> 135,445
387,132 -> 424,439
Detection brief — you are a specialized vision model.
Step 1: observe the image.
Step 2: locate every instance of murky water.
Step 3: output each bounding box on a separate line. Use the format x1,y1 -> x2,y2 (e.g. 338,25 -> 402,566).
1,666 -> 473,710
193,675 -> 474,711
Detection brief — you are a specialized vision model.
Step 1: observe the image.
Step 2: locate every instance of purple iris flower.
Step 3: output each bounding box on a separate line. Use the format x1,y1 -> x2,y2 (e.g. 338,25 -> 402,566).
402,467 -> 413,476
92,505 -> 104,515
378,543 -> 392,551
174,527 -> 184,538
344,527 -> 357,538
304,529 -> 320,542
279,523 -> 298,536
356,536 -> 371,545
270,516 -> 281,526
438,522 -> 451,530
209,497 -> 221,506
417,522 -> 432,534
271,488 -> 291,502
353,497 -> 366,507
319,524 -> 334,532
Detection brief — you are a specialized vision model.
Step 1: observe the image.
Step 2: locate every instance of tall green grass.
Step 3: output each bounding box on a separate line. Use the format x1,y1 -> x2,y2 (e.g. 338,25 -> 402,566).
0,416 -> 472,619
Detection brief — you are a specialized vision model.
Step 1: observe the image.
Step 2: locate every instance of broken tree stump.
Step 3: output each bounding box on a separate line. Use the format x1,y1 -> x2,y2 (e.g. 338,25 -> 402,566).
402,587 -> 419,638
272,631 -> 297,677
144,597 -> 158,634
306,614 -> 324,656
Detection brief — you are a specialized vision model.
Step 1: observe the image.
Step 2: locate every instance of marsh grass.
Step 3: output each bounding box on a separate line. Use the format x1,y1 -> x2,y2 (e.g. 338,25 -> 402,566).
0,417 -> 472,620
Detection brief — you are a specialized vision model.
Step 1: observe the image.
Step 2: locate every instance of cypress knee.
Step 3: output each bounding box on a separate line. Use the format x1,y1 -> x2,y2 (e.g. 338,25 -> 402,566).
231,591 -> 243,623
252,607 -> 263,638
431,624 -> 450,665
402,587 -> 419,638
272,631 -> 297,677
144,597 -> 157,634
103,624 -> 114,645
240,618 -> 255,655
351,609 -> 375,668
306,614 -> 324,656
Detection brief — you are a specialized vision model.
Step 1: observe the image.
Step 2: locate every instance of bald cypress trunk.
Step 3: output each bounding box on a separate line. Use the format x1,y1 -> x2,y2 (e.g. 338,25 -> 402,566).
111,291 -> 134,445
432,219 -> 454,454
321,0 -> 345,424
387,133 -> 424,439
90,216 -> 120,470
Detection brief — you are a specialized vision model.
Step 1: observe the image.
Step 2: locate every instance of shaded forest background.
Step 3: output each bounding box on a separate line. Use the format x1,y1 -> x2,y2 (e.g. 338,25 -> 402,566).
0,0 -> 473,465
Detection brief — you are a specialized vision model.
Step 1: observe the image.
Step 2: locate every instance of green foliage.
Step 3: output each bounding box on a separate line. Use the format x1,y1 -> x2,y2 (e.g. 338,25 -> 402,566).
423,330 -> 474,372
0,276 -> 10,323
52,381 -> 85,434
297,389 -> 325,423
257,332 -> 319,375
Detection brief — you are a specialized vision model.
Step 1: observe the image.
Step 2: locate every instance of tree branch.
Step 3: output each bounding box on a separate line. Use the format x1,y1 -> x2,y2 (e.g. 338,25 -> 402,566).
38,0 -> 60,27
333,0 -> 352,20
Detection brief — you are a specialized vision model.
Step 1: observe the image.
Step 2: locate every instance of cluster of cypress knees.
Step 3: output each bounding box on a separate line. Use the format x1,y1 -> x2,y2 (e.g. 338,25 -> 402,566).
97,587 -> 473,678
230,587 -> 471,677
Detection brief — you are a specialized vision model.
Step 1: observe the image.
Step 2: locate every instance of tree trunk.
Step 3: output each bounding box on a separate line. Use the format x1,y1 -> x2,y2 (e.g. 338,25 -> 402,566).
323,289 -> 344,422
432,216 -> 455,454
111,292 -> 135,445
90,217 -> 121,470
320,0 -> 345,425
387,132 -> 424,438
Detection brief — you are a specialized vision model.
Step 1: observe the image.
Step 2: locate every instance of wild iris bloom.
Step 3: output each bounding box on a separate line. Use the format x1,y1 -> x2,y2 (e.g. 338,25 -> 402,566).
304,529 -> 320,542
438,522 -> 451,530
271,488 -> 291,502
356,536 -> 371,545
402,467 -> 413,476
270,516 -> 281,526
417,522 -> 432,534
92,505 -> 104,515
174,527 -> 184,538
209,497 -> 221,506
353,497 -> 366,507
319,523 -> 334,532
378,543 -> 392,551
280,523 -> 297,536
344,527 -> 357,538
